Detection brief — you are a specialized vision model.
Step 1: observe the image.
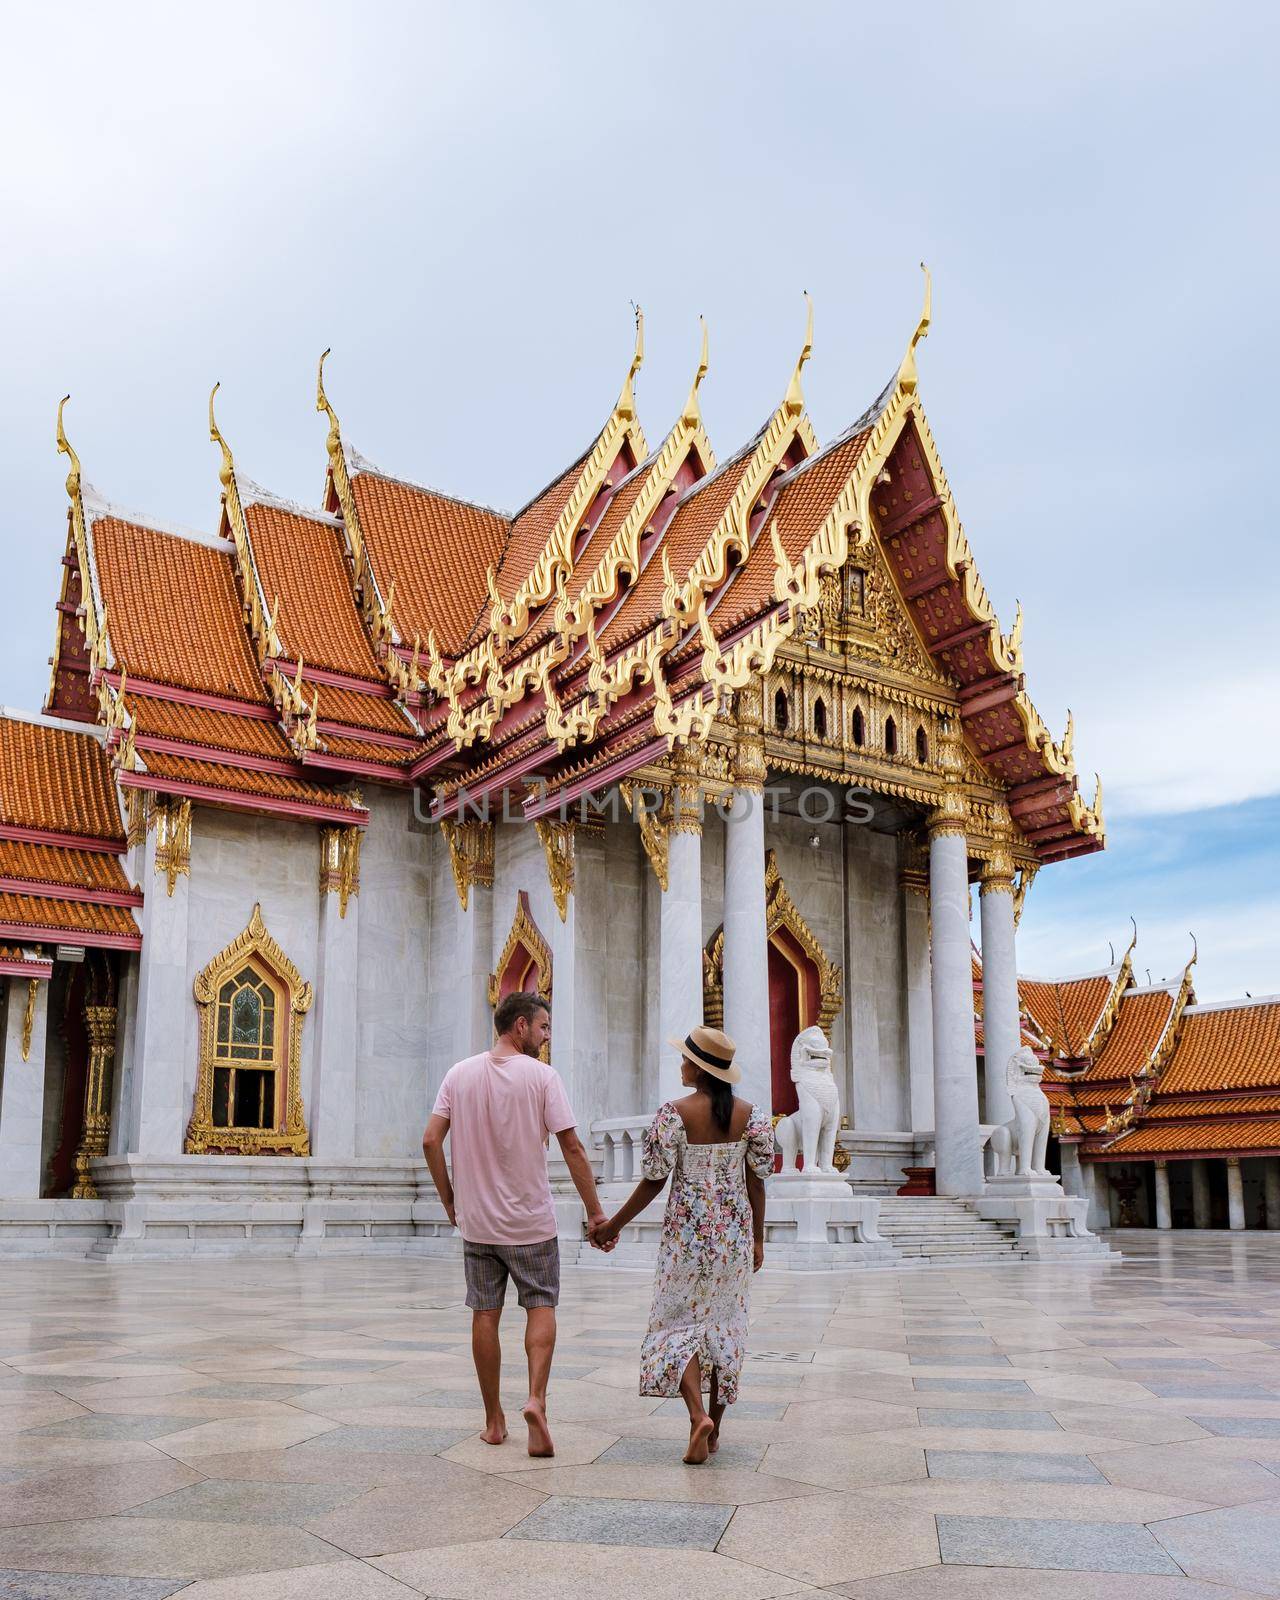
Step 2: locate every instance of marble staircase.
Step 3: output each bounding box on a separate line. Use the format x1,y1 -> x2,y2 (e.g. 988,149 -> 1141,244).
876,1196 -> 1027,1264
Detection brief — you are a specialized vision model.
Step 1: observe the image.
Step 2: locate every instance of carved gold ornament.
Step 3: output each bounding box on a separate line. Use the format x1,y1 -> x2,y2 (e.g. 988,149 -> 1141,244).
153,799 -> 192,897
72,998 -> 118,1200
319,825 -> 362,917
185,904 -> 312,1157
441,819 -> 495,911
621,782 -> 671,891
20,977 -> 39,1062
535,819 -> 575,922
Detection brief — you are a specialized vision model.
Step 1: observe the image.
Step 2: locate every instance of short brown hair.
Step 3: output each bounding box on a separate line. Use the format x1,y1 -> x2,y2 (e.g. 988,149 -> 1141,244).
493,991 -> 550,1037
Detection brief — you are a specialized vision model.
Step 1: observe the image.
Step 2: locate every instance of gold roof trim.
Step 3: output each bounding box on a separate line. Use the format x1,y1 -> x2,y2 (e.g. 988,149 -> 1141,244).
314,351 -> 414,697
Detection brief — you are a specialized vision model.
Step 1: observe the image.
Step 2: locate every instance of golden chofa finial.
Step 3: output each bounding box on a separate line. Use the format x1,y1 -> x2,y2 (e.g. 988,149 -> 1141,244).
897,262 -> 932,394
783,291 -> 814,418
1187,931 -> 1198,970
681,316 -> 710,430
56,394 -> 82,502
316,347 -> 340,446
617,303 -> 645,421
208,382 -> 236,492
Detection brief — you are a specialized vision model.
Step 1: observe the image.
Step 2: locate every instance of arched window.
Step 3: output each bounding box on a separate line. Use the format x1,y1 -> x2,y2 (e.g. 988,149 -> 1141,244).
851,706 -> 865,747
813,697 -> 827,740
916,725 -> 929,765
187,905 -> 311,1156
213,965 -> 279,1131
774,688 -> 789,732
885,716 -> 898,757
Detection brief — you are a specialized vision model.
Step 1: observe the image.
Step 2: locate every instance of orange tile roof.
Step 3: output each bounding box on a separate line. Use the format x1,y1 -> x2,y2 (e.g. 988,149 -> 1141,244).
128,697 -> 294,760
494,452 -> 592,611
0,891 -> 140,942
1108,1119 -> 1280,1155
246,503 -> 381,680
351,473 -> 509,657
138,751 -> 364,814
91,518 -> 265,702
523,463 -> 655,653
710,428 -> 872,637
1158,1001 -> 1280,1094
0,840 -> 133,895
1086,987 -> 1175,1080
312,682 -> 415,736
0,718 -> 124,842
1019,973 -> 1115,1057
598,451 -> 754,651
1144,1094 -> 1280,1118
315,733 -> 415,767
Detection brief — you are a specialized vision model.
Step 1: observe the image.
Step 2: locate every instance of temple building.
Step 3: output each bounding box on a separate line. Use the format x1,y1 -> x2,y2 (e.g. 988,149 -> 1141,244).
999,938 -> 1280,1233
0,284 -> 1116,1261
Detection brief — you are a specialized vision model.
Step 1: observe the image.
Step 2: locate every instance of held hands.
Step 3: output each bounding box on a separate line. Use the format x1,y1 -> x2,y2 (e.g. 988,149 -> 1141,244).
587,1211 -> 618,1251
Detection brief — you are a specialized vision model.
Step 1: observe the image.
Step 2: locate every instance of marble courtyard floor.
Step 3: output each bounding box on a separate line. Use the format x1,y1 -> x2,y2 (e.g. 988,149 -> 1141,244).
2,1236 -> 1280,1598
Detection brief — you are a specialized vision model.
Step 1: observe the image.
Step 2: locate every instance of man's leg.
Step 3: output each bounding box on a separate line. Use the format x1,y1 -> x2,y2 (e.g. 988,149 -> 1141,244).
522,1305 -> 556,1457
472,1309 -> 506,1443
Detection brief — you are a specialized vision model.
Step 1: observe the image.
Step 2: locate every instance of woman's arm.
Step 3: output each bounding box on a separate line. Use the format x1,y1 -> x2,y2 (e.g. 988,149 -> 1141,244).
593,1176 -> 668,1244
746,1167 -> 767,1271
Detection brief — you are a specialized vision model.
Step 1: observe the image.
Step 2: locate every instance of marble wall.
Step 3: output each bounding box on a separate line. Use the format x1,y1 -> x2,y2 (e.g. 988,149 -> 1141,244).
110,782 -> 917,1171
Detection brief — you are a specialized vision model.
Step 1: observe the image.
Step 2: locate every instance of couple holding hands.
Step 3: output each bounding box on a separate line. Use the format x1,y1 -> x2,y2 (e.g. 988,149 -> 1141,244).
423,993 -> 774,1465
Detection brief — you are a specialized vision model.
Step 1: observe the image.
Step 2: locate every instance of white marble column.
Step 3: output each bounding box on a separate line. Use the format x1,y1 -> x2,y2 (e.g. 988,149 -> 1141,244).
1154,1159 -> 1172,1230
901,868 -> 935,1131
0,977 -> 50,1199
978,848 -> 1020,1128
130,819 -> 193,1156
928,820 -> 985,1197
1191,1159 -> 1211,1228
1089,1162 -> 1111,1232
1226,1157 -> 1246,1231
658,819 -> 703,1105
1264,1158 -> 1280,1230
722,788 -> 771,1117
310,844 -> 360,1159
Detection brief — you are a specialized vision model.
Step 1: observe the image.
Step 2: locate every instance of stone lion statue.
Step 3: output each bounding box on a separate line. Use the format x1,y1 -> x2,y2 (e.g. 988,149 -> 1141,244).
776,1025 -> 842,1176
986,1046 -> 1051,1178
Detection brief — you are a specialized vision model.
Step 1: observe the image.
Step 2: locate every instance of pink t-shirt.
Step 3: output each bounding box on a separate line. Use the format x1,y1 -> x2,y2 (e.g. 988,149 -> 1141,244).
432,1050 -> 577,1246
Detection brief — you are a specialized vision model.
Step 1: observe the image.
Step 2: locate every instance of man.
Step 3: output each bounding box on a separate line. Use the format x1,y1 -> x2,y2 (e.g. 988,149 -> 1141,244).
422,991 -> 610,1457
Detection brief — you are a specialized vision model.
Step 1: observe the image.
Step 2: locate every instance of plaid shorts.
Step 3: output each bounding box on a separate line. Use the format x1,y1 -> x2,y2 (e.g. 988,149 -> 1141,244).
463,1236 -> 560,1310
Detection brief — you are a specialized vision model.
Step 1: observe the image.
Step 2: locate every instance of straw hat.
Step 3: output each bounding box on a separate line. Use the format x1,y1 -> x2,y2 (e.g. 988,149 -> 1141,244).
668,1025 -> 740,1085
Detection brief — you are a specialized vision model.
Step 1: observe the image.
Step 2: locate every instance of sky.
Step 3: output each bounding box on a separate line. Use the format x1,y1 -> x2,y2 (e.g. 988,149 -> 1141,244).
1,2 -> 1276,1000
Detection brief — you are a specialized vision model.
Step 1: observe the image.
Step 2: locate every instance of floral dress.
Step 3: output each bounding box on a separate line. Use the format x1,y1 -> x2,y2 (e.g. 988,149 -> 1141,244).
638,1099 -> 775,1404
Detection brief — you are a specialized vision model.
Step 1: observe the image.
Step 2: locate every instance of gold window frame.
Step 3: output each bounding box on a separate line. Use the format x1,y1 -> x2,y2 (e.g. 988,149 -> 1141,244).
186,903 -> 312,1156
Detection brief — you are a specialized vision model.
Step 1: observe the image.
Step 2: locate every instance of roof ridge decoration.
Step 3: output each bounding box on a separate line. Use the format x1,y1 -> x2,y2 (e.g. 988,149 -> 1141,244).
1081,917 -> 1139,1061
467,306 -> 651,659
1100,940 -> 1198,1145
540,324 -> 719,752
53,398 -> 125,737
315,351 -> 415,699
209,385 -> 317,753
577,297 -> 823,752
756,265 -> 1101,856
440,316 -> 715,754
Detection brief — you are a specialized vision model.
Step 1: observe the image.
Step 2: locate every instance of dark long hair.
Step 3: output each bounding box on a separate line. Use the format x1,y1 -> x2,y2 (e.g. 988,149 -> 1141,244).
695,1069 -> 735,1134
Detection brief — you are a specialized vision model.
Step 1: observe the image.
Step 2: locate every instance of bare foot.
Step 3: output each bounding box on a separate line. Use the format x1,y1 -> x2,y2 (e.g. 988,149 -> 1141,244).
480,1416 -> 508,1445
684,1415 -> 714,1465
522,1398 -> 555,1457
708,1403 -> 725,1453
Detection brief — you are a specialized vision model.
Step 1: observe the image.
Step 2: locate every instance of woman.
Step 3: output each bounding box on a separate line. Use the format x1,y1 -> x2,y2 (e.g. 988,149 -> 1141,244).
591,1026 -> 774,1464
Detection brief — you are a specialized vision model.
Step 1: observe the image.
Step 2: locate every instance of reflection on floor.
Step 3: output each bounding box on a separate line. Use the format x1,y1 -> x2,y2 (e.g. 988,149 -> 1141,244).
1,1232 -> 1279,1597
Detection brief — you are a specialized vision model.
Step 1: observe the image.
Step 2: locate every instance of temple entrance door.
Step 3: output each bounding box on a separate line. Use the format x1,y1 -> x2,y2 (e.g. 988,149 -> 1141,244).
767,925 -> 823,1117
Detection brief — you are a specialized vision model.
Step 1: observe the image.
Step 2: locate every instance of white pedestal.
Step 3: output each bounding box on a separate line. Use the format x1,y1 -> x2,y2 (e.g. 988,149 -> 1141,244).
976,1176 -> 1116,1259
764,1172 -> 899,1270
